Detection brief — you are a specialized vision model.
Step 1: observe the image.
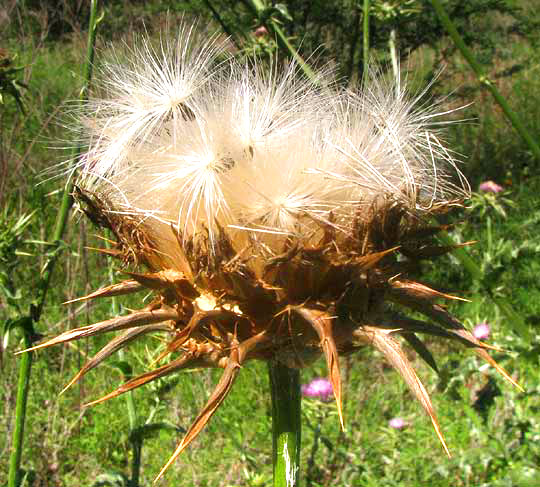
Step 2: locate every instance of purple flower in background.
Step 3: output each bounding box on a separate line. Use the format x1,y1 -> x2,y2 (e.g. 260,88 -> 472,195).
473,322 -> 491,340
302,378 -> 333,401
388,417 -> 407,430
479,180 -> 504,194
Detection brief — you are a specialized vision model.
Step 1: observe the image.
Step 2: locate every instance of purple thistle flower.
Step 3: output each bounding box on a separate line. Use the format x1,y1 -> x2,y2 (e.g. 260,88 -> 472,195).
302,378 -> 333,401
479,180 -> 504,194
473,322 -> 491,341
388,417 -> 407,430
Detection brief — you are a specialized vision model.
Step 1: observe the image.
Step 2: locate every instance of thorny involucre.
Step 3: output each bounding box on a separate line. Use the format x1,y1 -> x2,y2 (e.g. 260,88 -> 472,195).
30,22 -> 520,481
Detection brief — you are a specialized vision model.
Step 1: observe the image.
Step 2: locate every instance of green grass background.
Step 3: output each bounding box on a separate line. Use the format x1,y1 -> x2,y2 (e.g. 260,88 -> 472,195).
1,2 -> 540,486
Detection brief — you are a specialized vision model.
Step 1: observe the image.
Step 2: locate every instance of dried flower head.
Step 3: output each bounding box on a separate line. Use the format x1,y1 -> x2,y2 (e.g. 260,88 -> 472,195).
28,22 -> 521,482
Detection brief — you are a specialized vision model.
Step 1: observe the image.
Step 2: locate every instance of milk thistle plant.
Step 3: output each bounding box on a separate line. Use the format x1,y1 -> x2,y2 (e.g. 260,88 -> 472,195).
25,22 -> 520,484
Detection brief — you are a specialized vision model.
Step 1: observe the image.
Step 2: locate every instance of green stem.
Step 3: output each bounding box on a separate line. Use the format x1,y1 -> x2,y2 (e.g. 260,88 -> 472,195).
268,362 -> 301,487
362,0 -> 370,83
130,439 -> 142,487
203,0 -> 242,50
119,339 -> 140,487
430,0 -> 532,336
430,0 -> 540,161
33,0 -> 99,320
8,4 -> 100,486
121,351 -> 138,431
8,319 -> 33,487
119,343 -> 140,486
243,0 -> 316,81
107,284 -> 137,434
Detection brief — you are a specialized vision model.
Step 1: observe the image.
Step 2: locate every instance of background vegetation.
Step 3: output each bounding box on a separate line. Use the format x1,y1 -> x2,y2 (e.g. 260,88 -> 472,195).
1,1 -> 540,486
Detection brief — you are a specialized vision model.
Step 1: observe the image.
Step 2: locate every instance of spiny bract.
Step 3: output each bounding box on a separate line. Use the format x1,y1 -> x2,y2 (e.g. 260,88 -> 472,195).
29,22 -> 520,482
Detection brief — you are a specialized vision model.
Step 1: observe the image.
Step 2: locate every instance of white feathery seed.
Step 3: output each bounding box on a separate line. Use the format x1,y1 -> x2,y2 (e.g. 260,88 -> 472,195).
77,22 -> 229,190
73,23 -> 469,257
221,60 -> 332,154
226,139 -> 337,235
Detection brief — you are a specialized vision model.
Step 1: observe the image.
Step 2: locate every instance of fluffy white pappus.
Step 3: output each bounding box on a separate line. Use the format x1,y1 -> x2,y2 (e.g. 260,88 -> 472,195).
225,138 -> 342,238
76,22 -> 229,190
97,60 -> 338,246
219,60 -> 335,155
316,94 -> 405,199
73,23 -> 469,256
347,71 -> 470,208
131,121 -> 236,242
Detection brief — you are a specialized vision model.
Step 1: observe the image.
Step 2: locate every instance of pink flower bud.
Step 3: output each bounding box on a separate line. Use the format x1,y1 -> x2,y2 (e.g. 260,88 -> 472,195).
479,181 -> 503,194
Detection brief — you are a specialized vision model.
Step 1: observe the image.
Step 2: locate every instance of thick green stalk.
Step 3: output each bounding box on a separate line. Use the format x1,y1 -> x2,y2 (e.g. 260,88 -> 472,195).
8,4 -> 100,486
243,0 -> 316,81
362,0 -> 370,82
8,319 -> 33,487
268,362 -> 301,487
430,0 -> 540,161
130,439 -> 142,487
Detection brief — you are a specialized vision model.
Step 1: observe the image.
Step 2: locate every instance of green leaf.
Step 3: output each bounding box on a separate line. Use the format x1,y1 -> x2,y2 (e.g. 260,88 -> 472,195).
14,250 -> 33,257
259,4 -> 292,25
0,281 -> 21,302
2,316 -> 32,349
152,375 -> 180,398
18,467 -> 36,487
23,239 -> 55,246
274,4 -> 293,22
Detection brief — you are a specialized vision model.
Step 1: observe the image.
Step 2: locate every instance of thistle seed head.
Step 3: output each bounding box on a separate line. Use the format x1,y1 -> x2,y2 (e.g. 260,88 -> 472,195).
33,21 -> 520,482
